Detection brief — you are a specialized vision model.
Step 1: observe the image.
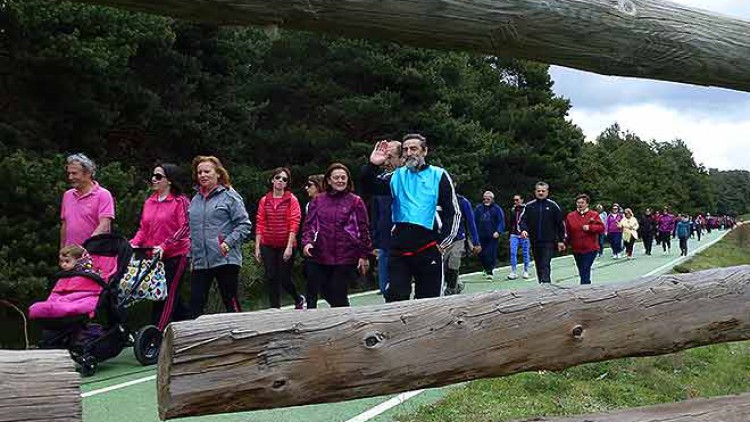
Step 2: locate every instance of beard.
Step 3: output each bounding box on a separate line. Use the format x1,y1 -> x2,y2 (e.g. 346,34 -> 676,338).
405,156 -> 424,170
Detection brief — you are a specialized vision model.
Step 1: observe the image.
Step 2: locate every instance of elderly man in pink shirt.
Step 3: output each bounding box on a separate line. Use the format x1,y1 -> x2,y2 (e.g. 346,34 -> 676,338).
60,153 -> 115,248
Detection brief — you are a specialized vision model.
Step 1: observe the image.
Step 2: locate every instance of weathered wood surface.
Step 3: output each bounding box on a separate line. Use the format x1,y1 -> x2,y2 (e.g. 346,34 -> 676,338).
0,349 -> 82,422
514,392 -> 750,421
75,0 -> 750,93
157,265 -> 750,419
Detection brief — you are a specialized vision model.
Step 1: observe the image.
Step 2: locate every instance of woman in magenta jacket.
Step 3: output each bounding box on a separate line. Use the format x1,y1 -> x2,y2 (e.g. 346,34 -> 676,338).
131,163 -> 190,329
301,163 -> 372,308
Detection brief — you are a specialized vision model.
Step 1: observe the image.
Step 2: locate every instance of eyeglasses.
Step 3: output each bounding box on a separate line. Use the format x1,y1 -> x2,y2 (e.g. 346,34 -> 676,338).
152,173 -> 165,181
273,175 -> 288,182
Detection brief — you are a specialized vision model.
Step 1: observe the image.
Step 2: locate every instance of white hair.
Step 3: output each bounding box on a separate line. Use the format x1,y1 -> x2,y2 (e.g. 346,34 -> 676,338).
66,153 -> 96,177
482,191 -> 494,200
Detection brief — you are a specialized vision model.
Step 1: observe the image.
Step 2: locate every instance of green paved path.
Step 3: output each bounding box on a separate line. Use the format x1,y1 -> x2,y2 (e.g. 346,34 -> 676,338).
81,230 -> 730,422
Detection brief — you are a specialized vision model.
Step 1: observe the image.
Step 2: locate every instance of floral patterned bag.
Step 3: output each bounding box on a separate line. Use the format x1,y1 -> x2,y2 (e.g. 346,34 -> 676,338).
118,256 -> 167,306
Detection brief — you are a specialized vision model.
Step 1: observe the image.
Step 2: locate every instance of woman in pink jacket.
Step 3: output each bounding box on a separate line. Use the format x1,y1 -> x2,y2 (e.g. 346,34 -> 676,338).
131,163 -> 191,329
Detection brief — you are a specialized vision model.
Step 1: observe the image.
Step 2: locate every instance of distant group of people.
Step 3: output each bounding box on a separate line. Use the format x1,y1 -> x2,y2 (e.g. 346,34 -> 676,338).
56,140 -> 738,322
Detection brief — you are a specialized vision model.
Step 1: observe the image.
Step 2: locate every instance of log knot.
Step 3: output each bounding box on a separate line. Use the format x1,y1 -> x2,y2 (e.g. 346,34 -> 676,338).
572,324 -> 585,340
615,0 -> 637,16
363,331 -> 386,349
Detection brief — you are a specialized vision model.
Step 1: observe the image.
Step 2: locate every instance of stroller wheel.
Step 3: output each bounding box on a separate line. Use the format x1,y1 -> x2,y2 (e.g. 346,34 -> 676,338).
78,355 -> 98,377
134,325 -> 162,366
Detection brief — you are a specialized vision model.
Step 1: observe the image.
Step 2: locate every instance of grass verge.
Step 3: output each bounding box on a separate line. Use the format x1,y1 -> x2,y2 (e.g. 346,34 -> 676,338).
395,225 -> 750,422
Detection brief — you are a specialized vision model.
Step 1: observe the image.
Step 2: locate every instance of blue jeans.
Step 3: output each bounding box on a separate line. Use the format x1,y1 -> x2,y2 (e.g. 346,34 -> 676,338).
377,248 -> 389,295
479,237 -> 499,274
608,232 -> 623,255
509,234 -> 530,273
573,251 -> 597,285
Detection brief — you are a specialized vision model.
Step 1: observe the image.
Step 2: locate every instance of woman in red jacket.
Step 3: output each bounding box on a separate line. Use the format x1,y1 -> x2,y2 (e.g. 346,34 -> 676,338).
565,194 -> 605,285
255,167 -> 305,309
131,163 -> 191,328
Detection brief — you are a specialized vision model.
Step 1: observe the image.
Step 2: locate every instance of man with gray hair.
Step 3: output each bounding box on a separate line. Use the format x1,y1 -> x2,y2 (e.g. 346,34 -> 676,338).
474,190 -> 505,279
60,153 -> 115,248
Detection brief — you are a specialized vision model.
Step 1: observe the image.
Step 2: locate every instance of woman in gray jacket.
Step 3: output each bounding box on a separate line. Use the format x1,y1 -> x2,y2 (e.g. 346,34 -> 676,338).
188,156 -> 252,317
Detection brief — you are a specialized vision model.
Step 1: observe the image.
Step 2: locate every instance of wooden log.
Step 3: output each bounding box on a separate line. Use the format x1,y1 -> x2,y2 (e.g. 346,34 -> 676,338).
513,392 -> 750,421
157,265 -> 750,419
0,349 -> 82,422
73,0 -> 750,93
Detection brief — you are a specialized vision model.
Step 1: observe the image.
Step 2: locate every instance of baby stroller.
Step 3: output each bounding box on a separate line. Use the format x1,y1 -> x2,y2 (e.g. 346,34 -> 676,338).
28,234 -> 169,375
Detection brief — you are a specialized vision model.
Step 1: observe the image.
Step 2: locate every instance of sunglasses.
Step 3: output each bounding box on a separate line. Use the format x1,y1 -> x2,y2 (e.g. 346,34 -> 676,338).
152,173 -> 165,181
273,175 -> 288,182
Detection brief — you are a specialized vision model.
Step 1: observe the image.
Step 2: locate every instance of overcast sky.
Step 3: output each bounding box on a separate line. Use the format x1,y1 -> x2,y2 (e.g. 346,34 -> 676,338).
550,0 -> 750,172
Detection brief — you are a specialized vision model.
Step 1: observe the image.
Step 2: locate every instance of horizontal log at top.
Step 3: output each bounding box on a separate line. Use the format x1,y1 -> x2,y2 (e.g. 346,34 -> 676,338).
0,349 -> 82,422
514,392 -> 750,421
157,265 -> 750,419
73,0 -> 750,93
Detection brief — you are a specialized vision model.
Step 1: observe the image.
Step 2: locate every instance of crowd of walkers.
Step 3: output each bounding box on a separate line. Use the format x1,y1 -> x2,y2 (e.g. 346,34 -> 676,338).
57,137 -> 738,323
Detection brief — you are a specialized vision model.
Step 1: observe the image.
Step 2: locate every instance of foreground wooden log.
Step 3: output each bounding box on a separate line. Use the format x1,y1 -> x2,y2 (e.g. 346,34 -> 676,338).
158,265 -> 750,419
75,0 -> 750,93
0,349 -> 81,422
514,392 -> 750,421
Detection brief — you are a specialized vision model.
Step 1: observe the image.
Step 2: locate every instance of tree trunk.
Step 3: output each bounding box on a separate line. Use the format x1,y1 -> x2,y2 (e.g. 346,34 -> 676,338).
0,349 -> 81,422
513,393 -> 750,421
73,0 -> 750,93
157,265 -> 750,419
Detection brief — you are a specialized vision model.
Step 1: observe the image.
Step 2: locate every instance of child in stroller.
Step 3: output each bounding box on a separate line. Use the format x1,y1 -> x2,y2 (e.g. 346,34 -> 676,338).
28,234 -> 170,376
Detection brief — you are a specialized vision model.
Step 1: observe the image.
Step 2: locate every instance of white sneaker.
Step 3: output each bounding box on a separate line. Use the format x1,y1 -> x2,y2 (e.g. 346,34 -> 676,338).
612,254 -> 619,259
507,272 -> 518,280
522,271 -> 530,279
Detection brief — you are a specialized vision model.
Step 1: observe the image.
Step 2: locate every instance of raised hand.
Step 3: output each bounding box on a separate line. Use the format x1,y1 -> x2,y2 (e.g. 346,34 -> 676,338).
369,140 -> 389,166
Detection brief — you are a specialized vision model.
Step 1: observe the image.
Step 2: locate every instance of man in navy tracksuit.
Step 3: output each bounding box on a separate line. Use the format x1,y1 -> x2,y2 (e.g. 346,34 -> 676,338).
474,191 -> 505,279
443,192 -> 481,294
368,141 -> 403,295
519,182 -> 566,284
362,134 -> 460,302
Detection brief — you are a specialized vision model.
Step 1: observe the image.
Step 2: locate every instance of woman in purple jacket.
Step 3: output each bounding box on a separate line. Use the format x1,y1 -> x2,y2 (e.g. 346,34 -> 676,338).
301,163 -> 372,308
658,206 -> 676,254
605,203 -> 624,259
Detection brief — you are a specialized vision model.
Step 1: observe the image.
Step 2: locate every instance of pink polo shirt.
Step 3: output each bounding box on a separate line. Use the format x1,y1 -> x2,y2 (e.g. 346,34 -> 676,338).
61,182 -> 115,247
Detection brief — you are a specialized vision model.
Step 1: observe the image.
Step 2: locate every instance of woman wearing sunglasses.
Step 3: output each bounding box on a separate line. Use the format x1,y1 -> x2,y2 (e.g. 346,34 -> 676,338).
255,167 -> 305,309
130,163 -> 191,328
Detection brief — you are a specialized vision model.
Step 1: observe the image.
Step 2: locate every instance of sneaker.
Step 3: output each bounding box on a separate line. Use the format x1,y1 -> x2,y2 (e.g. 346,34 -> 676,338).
522,271 -> 530,279
455,281 -> 465,294
612,254 -> 619,259
485,273 -> 493,280
295,295 -> 306,310
507,272 -> 518,280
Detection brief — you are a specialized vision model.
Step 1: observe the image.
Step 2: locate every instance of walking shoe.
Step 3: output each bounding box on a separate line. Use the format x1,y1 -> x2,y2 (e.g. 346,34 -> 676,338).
522,271 -> 530,279
295,295 -> 306,310
455,281 -> 465,294
507,272 -> 518,280
485,273 -> 493,280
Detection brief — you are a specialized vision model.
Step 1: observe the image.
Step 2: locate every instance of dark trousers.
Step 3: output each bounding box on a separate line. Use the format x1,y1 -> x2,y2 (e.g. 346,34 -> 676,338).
190,264 -> 241,318
478,237 -> 499,275
531,242 -> 555,283
152,255 -> 189,330
260,245 -> 300,308
598,234 -> 605,256
386,246 -> 443,302
679,237 -> 689,255
642,234 -> 654,255
659,232 -> 672,251
305,262 -> 355,308
624,238 -> 636,257
573,251 -> 597,285
608,232 -> 623,255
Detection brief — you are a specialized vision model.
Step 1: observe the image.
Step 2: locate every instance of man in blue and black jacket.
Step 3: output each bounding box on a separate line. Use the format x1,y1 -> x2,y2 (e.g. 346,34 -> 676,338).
362,134 -> 461,302
519,181 -> 566,284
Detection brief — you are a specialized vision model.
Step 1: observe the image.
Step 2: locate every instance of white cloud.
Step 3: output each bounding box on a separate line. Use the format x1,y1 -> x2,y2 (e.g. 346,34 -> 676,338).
569,104 -> 750,171
552,0 -> 750,172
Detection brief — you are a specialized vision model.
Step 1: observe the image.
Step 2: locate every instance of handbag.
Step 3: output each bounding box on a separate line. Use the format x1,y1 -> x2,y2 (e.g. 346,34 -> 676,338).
118,255 -> 167,306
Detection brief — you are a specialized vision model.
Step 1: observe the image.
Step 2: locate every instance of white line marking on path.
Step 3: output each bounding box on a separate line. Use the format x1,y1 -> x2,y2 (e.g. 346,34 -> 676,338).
343,390 -> 425,422
642,230 -> 730,278
81,374 -> 156,398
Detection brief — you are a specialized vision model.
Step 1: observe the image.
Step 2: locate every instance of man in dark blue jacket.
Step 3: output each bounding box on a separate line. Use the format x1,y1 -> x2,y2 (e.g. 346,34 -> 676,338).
443,191 -> 481,295
519,181 -> 566,283
474,191 -> 505,279
370,141 -> 403,295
